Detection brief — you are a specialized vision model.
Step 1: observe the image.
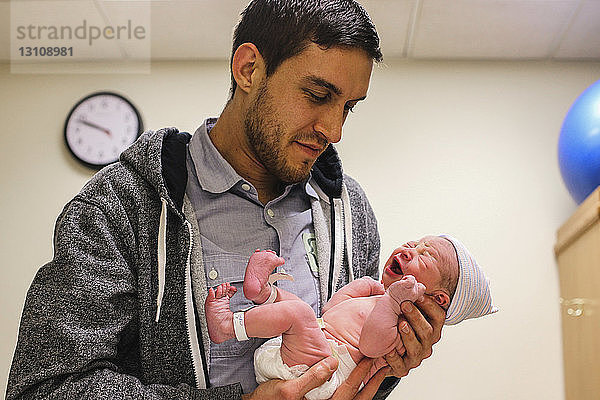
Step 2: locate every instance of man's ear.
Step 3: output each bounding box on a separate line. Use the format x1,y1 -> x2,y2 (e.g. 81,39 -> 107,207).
231,42 -> 265,94
432,290 -> 451,309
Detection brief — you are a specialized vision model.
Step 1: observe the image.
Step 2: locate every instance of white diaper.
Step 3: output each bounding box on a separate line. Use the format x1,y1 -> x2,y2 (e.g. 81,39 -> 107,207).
254,336 -> 357,400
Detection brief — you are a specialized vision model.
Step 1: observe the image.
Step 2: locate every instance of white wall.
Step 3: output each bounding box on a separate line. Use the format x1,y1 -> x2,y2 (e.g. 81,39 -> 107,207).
1,59 -> 598,399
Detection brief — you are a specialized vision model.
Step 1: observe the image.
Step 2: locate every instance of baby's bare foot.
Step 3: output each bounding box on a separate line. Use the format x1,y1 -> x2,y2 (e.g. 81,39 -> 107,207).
243,249 -> 285,304
205,282 -> 237,344
387,275 -> 425,306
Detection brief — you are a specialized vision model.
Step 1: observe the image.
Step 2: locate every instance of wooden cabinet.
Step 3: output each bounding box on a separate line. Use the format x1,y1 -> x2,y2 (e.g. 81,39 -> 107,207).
555,187 -> 600,400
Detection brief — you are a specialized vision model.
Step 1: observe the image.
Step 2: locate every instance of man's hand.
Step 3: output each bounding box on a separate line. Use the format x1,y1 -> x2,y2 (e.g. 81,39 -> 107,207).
384,296 -> 445,378
242,356 -> 338,399
330,358 -> 389,400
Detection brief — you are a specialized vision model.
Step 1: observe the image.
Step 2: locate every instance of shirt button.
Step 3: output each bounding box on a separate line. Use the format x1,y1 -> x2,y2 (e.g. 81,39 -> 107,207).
241,183 -> 251,191
208,269 -> 218,280
266,209 -> 275,218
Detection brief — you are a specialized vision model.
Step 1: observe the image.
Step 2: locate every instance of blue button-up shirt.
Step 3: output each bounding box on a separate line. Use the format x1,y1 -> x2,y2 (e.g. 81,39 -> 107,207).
186,119 -> 321,393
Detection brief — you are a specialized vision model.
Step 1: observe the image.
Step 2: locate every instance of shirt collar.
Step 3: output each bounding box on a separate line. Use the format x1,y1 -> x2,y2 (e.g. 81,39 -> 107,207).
189,118 -> 319,199
304,179 -> 319,200
189,118 -> 242,194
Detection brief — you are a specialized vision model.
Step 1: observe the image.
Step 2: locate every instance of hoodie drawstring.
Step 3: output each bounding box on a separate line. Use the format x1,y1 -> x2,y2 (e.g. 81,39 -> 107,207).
155,198 -> 168,322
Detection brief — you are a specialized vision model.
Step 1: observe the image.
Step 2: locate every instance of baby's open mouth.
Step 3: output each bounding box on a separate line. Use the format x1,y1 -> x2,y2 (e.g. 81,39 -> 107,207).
388,256 -> 403,276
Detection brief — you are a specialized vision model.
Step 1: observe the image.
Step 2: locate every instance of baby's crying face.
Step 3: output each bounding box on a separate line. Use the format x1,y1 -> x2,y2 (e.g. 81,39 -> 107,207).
381,236 -> 448,291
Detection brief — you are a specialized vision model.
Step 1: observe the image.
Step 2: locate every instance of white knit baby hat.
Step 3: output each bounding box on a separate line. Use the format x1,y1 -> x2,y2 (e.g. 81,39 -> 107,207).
440,234 -> 498,325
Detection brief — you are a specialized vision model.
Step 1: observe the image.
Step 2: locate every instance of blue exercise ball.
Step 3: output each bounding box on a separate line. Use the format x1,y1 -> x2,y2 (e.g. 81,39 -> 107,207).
558,79 -> 600,204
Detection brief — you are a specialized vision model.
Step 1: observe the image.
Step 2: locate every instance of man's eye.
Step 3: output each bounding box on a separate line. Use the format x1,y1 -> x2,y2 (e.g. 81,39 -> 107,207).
306,90 -> 329,103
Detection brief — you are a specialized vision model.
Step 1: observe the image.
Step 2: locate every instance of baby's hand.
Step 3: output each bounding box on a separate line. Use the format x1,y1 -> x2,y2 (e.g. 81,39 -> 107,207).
387,275 -> 426,304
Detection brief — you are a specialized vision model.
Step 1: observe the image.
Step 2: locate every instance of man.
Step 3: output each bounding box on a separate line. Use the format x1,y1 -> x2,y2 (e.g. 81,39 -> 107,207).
7,1 -> 445,399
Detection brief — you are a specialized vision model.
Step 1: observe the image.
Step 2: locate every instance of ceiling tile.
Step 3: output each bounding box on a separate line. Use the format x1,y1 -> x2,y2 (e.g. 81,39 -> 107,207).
100,0 -> 152,60
412,0 -> 578,59
361,0 -> 416,58
554,0 -> 600,59
149,0 -> 246,60
3,0 -> 600,63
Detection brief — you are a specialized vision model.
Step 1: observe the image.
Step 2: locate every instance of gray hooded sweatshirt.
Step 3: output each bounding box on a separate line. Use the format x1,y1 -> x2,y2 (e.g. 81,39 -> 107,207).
7,127 -> 399,399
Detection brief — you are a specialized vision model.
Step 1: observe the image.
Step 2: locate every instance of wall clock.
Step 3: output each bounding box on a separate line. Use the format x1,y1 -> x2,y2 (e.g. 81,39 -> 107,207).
64,91 -> 143,169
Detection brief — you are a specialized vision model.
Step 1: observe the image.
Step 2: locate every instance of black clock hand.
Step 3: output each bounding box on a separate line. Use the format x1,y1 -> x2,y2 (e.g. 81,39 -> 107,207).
78,119 -> 111,136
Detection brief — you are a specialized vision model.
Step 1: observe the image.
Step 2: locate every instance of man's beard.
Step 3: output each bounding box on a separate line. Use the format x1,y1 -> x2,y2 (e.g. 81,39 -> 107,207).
244,81 -> 315,184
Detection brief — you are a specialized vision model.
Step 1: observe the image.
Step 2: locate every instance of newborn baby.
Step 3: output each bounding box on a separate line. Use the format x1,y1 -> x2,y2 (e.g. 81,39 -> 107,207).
205,235 -> 496,399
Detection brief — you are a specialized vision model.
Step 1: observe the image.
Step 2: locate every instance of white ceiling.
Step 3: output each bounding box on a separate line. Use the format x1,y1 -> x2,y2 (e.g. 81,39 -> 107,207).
1,0 -> 600,62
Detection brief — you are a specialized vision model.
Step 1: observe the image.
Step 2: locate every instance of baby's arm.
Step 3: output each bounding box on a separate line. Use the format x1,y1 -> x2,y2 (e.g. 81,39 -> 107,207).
322,276 -> 385,314
359,275 -> 425,358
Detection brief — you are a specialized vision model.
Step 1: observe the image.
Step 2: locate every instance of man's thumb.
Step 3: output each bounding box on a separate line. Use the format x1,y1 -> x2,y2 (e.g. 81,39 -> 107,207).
294,356 -> 339,397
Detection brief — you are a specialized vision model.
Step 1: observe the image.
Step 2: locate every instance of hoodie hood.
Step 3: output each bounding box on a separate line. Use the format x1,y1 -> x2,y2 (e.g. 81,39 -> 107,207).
120,127 -> 192,216
312,144 -> 344,199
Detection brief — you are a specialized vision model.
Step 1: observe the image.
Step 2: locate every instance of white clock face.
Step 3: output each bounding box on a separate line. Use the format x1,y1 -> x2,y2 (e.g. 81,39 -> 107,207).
65,93 -> 142,167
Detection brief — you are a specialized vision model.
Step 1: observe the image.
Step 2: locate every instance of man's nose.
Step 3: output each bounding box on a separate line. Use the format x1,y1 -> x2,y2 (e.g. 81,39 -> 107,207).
313,109 -> 343,144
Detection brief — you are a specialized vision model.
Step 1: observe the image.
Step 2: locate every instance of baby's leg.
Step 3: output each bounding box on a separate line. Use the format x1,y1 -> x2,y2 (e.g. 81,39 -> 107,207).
204,283 -> 238,343
246,300 -> 332,367
205,281 -> 301,344
243,249 -> 284,304
243,249 -> 298,304
205,283 -> 331,366
359,275 -> 425,358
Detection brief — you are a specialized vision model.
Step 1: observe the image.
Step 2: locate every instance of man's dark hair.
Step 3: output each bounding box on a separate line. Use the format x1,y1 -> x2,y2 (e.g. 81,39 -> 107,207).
229,0 -> 383,98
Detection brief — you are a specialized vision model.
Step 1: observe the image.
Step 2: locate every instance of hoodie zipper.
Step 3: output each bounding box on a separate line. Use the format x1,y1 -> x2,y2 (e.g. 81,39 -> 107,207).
155,196 -> 207,389
183,220 -> 207,389
327,196 -> 336,300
